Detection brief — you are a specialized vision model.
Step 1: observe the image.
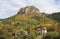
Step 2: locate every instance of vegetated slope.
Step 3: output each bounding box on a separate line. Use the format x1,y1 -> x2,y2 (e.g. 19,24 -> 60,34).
0,6 -> 59,39
1,6 -> 58,31
47,12 -> 60,22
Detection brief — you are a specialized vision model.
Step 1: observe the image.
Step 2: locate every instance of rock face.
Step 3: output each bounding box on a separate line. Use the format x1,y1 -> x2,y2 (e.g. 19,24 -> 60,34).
18,6 -> 40,14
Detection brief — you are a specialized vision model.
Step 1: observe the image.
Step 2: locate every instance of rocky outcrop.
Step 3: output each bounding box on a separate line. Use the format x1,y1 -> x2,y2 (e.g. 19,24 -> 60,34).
18,6 -> 40,14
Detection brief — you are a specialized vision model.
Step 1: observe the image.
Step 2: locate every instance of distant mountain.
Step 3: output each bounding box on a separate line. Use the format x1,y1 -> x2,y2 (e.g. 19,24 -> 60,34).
47,12 -> 60,22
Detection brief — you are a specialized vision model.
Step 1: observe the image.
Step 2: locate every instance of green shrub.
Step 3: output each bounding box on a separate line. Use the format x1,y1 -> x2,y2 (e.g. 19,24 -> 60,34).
0,35 -> 5,39
42,31 -> 59,39
28,32 -> 37,39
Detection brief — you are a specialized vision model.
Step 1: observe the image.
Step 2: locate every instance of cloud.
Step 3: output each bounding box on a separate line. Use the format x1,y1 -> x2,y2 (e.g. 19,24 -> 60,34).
27,0 -> 60,13
0,0 -> 60,19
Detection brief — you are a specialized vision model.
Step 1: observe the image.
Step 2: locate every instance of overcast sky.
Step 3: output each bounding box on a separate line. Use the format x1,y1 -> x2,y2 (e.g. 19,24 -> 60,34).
0,0 -> 60,19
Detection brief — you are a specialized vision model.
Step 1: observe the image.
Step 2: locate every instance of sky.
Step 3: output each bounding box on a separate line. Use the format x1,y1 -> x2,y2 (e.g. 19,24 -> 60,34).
0,0 -> 60,19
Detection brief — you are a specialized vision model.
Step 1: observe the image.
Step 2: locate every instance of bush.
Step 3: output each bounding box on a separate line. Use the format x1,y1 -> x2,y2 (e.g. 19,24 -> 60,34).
28,32 -> 37,39
0,35 -> 5,39
42,31 -> 59,39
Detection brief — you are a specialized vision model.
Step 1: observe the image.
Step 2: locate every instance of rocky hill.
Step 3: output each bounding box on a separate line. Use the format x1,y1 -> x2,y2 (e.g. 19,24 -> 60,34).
0,6 -> 60,39
18,6 -> 40,14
